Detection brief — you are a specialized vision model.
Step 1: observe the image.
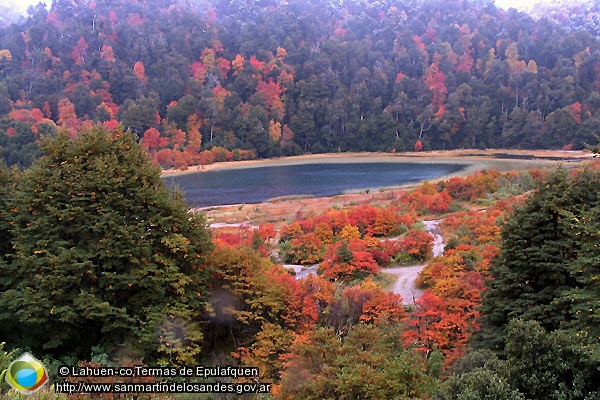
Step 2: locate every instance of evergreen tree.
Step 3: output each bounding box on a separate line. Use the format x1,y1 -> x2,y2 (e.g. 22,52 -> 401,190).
0,162 -> 15,262
560,201 -> 600,366
503,319 -> 600,400
0,126 -> 213,364
480,166 -> 600,351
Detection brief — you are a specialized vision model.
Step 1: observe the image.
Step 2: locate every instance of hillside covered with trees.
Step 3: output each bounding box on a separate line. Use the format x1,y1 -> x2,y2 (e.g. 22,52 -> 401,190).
2,0 -> 600,169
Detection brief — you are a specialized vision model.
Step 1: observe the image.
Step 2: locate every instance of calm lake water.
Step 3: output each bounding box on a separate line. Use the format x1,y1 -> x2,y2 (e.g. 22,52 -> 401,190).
163,162 -> 465,207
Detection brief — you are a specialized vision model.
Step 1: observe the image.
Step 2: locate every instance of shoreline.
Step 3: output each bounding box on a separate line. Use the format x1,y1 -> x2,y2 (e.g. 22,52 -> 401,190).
161,149 -> 593,178
188,149 -> 595,227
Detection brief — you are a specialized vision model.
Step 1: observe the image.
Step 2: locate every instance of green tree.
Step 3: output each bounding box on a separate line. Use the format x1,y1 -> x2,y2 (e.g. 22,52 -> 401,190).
504,319 -> 600,400
117,95 -> 160,136
0,163 -> 15,263
0,126 -> 213,364
432,368 -> 525,400
279,324 -> 433,400
560,201 -> 600,364
480,166 -> 600,351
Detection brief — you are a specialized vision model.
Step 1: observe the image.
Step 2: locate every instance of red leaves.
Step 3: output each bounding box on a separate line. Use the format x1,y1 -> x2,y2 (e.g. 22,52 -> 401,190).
320,239 -> 380,280
190,61 -> 208,83
413,140 -> 423,152
402,184 -> 452,215
397,229 -> 433,260
100,45 -> 116,62
413,35 -> 426,53
255,80 -> 283,117
249,55 -> 264,72
71,37 -> 88,65
57,98 -> 81,137
395,72 -> 407,82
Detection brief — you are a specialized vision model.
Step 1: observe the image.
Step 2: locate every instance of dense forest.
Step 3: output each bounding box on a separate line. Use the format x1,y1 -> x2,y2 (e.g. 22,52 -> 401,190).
2,0 -> 600,169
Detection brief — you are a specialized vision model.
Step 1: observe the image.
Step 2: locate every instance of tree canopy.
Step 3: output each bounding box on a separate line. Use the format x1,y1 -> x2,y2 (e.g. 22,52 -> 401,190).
0,126 -> 213,364
3,0 -> 600,168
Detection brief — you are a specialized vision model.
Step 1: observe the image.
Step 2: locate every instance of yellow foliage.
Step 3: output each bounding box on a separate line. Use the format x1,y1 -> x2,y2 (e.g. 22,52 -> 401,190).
0,49 -> 12,60
339,225 -> 361,240
269,120 -> 282,142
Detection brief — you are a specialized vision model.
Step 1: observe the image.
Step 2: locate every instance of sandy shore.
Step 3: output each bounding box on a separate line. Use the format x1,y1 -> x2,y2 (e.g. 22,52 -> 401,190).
161,149 -> 593,177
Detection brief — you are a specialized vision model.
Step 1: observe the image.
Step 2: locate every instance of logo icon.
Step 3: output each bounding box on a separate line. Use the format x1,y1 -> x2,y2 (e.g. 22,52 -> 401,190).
5,352 -> 49,394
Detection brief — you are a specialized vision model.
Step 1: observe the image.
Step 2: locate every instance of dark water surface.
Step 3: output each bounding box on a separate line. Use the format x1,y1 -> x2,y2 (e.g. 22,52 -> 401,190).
163,162 -> 465,207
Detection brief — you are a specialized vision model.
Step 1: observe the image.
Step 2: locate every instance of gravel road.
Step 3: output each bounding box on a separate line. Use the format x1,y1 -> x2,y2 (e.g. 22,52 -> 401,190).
383,219 -> 444,305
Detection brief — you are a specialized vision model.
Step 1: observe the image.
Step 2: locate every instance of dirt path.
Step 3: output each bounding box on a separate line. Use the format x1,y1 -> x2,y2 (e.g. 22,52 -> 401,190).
383,219 -> 444,305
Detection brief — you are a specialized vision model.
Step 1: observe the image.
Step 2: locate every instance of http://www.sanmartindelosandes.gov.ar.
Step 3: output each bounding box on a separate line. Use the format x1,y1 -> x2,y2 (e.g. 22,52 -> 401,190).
5,352 -> 50,394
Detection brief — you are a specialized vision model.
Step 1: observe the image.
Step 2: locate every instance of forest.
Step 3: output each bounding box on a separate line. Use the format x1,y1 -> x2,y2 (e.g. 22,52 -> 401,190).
2,0 -> 600,169
1,0 -> 600,399
0,125 -> 599,399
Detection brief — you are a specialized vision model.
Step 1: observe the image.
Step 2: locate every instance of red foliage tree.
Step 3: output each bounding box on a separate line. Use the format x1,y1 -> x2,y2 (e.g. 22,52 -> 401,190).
398,229 -> 433,260
140,127 -> 161,150
413,140 -> 423,152
133,61 -> 148,84
71,36 -> 88,65
320,239 -> 380,280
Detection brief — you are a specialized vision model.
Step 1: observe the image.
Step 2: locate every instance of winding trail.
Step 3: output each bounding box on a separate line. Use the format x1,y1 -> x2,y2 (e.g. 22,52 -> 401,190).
212,219 -> 445,303
383,219 -> 444,305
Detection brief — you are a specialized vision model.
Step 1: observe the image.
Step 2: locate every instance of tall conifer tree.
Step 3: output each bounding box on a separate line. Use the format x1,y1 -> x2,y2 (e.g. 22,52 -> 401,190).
480,166 -> 600,351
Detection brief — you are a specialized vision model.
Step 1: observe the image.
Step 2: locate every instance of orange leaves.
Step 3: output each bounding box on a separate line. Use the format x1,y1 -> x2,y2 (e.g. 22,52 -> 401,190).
290,232 -> 324,265
566,102 -> 582,124
505,42 -> 526,74
140,127 -> 161,150
255,80 -> 284,118
216,57 -> 231,79
397,229 -> 433,260
345,278 -> 406,324
100,44 -> 116,62
403,291 -> 475,365
405,208 -> 505,366
232,54 -> 245,74
212,84 -> 229,105
71,36 -> 88,65
269,120 -> 282,142
0,49 -> 12,60
133,61 -> 148,84
402,184 -> 453,215
443,169 -> 500,202
10,108 -> 44,124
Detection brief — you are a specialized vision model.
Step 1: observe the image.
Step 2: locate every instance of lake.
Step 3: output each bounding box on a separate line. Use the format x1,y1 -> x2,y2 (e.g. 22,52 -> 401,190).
163,162 -> 466,207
